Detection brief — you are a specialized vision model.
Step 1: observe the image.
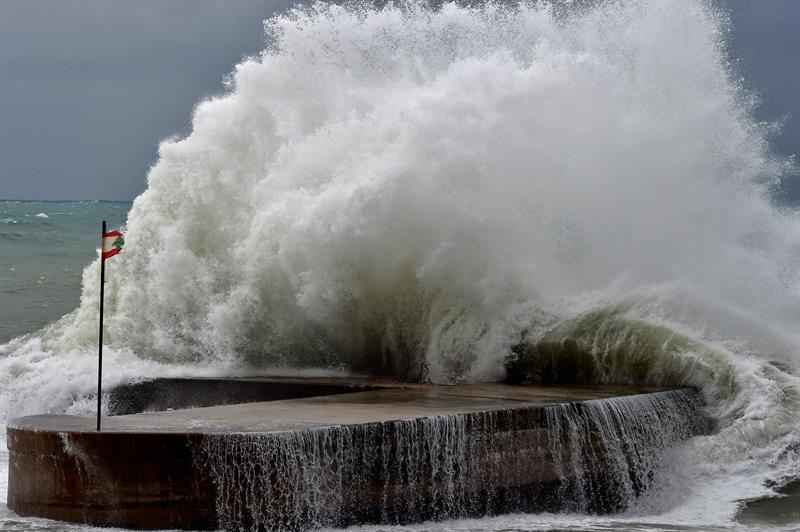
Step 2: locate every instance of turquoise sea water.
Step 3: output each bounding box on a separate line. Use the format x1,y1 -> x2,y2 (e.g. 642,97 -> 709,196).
0,200 -> 131,343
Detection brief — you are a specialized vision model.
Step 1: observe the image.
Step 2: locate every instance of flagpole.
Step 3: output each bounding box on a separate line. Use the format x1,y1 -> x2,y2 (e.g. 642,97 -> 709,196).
97,220 -> 106,432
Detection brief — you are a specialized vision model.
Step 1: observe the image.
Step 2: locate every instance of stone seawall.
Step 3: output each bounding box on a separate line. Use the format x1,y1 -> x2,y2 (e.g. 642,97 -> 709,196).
6,379 -> 707,530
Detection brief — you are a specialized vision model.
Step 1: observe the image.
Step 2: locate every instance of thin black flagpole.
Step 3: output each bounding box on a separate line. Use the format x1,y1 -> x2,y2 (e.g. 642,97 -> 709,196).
97,220 -> 106,432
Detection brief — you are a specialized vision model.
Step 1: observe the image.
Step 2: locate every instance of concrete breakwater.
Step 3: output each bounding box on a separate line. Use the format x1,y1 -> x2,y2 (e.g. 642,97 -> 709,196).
6,379 -> 707,530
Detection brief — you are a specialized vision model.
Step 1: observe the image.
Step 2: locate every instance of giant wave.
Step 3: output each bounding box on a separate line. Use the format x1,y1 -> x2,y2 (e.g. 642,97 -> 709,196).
2,1 -> 799,528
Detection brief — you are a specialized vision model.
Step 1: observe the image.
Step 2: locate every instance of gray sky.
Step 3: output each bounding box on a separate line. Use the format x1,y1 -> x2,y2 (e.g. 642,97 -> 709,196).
0,0 -> 290,201
0,0 -> 798,201
727,0 -> 800,202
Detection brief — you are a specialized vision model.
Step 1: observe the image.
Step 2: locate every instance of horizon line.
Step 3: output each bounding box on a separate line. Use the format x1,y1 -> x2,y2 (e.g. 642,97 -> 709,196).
0,198 -> 134,203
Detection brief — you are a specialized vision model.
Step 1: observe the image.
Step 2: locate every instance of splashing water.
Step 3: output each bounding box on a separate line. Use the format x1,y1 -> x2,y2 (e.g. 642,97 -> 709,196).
2,0 -> 800,529
197,390 -> 705,530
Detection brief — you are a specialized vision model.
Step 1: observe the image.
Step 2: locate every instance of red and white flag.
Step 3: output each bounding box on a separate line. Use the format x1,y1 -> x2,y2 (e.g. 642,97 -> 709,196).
101,229 -> 124,260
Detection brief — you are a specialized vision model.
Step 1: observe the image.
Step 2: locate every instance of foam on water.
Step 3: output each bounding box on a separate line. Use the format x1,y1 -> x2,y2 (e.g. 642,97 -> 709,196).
2,0 -> 800,529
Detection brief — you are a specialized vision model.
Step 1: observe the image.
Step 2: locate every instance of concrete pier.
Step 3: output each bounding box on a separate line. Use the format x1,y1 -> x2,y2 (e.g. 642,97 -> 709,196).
6,378 -> 707,530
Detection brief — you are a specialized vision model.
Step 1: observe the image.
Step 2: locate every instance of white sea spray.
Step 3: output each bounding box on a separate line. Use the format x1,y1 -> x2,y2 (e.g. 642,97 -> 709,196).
1,1 -> 799,528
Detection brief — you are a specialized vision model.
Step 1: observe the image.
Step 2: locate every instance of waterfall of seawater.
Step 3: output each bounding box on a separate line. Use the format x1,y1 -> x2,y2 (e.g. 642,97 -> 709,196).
196,390 -> 705,530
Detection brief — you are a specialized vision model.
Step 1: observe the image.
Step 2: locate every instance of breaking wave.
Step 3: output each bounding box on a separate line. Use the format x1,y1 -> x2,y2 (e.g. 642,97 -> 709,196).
2,0 -> 799,528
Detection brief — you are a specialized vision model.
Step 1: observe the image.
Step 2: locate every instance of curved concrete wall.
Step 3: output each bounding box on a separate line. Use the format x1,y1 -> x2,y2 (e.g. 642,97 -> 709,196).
6,380 -> 707,530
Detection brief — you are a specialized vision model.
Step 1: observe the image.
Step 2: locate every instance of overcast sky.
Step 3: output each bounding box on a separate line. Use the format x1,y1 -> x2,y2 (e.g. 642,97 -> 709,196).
0,0 -> 799,202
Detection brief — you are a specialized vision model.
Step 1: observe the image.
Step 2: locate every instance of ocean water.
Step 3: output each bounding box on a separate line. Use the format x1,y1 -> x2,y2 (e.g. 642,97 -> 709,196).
1,0 -> 800,531
0,201 -> 130,344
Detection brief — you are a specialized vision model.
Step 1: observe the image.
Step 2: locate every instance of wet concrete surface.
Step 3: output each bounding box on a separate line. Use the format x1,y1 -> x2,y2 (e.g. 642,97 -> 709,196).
13,379 -> 677,434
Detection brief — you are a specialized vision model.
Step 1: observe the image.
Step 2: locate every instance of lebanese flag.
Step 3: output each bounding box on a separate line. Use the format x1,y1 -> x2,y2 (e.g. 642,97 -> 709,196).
102,229 -> 124,260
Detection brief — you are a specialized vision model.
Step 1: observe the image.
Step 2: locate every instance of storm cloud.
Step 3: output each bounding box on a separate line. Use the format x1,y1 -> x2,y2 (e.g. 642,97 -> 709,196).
0,0 -> 798,201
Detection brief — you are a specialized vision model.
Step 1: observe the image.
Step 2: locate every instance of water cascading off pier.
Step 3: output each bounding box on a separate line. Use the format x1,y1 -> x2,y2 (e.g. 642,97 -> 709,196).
7,378 -> 706,530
